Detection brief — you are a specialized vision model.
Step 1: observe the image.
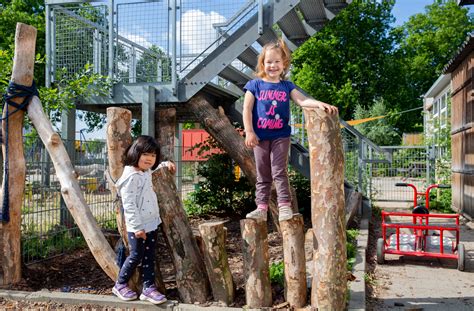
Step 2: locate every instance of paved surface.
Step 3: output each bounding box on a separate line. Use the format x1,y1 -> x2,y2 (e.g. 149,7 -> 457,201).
372,202 -> 474,310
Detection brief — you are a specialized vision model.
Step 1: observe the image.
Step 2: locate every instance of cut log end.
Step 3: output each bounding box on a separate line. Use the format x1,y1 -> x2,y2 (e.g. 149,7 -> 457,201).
48,133 -> 61,146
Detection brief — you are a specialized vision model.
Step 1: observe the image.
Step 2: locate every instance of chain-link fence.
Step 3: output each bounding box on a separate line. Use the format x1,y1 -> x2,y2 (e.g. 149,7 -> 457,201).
18,135 -> 205,264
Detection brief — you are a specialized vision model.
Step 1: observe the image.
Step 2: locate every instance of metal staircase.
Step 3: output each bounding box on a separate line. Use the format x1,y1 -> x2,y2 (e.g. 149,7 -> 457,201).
47,0 -> 366,179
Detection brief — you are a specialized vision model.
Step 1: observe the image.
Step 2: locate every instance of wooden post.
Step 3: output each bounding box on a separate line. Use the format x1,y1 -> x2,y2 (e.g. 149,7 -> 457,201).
280,214 -> 306,308
304,108 -> 347,310
0,23 -> 35,284
106,107 -> 132,245
154,167 -> 210,303
240,219 -> 272,308
105,107 -> 140,291
106,107 -> 165,293
155,108 -> 176,161
198,221 -> 235,305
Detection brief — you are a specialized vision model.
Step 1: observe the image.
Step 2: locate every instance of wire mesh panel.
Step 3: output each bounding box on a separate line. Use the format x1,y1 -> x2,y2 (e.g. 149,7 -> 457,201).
53,4 -> 109,79
116,0 -> 171,83
21,138 -> 115,264
369,146 -> 432,202
178,0 -> 257,75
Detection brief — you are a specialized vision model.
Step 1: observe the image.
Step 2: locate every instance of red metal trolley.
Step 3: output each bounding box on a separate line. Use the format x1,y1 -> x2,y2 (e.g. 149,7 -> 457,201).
376,183 -> 465,271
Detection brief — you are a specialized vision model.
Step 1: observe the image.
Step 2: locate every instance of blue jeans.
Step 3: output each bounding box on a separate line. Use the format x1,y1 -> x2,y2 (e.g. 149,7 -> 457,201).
253,136 -> 291,205
117,229 -> 158,289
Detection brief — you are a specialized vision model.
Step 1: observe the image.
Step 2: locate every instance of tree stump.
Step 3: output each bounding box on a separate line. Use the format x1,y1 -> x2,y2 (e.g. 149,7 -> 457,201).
154,167 -> 210,303
198,221 -> 235,305
280,214 -> 306,308
240,218 -> 272,308
304,108 -> 347,310
0,22 -> 35,285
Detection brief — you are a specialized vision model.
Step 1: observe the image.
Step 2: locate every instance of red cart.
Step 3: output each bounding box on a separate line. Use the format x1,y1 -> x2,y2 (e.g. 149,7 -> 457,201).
376,183 -> 465,271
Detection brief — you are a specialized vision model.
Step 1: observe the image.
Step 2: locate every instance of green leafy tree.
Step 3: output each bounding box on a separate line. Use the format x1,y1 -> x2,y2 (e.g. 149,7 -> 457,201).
292,0 -> 473,136
0,0 -> 46,87
353,98 -> 400,146
136,45 -> 172,83
292,0 -> 397,120
393,0 -> 473,133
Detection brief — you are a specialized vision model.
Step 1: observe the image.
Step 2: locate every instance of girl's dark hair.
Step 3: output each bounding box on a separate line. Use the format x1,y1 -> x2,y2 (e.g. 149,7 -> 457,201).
123,135 -> 160,170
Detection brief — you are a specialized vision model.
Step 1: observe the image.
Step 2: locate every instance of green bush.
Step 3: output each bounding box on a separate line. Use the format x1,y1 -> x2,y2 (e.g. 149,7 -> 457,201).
183,152 -> 255,216
269,261 -> 285,286
346,229 -> 358,271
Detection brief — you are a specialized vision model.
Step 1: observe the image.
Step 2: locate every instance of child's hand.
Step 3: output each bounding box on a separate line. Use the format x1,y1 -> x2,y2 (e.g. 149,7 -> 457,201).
318,102 -> 338,115
167,161 -> 176,174
245,132 -> 259,148
135,230 -> 146,240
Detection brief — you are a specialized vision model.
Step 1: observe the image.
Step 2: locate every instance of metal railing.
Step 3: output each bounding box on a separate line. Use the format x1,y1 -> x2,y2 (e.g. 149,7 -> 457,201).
48,0 -> 262,88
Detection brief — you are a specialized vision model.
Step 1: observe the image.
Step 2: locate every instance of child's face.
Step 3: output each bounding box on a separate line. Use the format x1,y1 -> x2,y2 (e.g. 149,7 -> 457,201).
263,48 -> 284,82
137,152 -> 157,171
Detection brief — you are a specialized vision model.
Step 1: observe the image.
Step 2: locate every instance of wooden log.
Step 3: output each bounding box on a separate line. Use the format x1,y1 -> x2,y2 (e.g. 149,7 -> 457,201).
154,167 -> 210,303
106,107 -> 132,246
24,61 -> 118,283
155,108 -> 176,161
240,219 -> 272,308
304,108 -> 347,310
280,214 -> 306,308
198,221 -> 235,305
153,107 -> 177,293
345,190 -> 362,226
0,23 -> 35,285
106,108 -> 139,291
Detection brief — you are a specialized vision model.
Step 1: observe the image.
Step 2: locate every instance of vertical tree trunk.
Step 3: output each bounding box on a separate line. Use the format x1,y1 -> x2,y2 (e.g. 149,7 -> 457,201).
153,107 -> 177,293
280,214 -> 306,308
304,108 -> 346,310
154,167 -> 210,303
0,23 -> 36,284
198,221 -> 235,305
240,219 -> 272,308
106,107 -> 132,245
155,108 -> 176,161
106,108 -> 140,291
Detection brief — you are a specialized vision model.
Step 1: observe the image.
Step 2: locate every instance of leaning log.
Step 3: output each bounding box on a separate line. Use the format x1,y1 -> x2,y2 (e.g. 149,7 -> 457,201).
155,108 -> 176,161
17,24 -> 118,281
240,219 -> 272,308
198,221 -> 235,305
0,23 -> 34,284
280,214 -> 306,308
154,167 -> 210,303
304,108 -> 347,310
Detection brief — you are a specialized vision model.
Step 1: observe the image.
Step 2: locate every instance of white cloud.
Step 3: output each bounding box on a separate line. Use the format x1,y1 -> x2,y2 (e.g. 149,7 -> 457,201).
179,9 -> 226,55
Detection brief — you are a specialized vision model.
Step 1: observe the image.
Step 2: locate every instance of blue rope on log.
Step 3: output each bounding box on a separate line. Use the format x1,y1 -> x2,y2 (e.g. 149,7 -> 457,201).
0,81 -> 39,222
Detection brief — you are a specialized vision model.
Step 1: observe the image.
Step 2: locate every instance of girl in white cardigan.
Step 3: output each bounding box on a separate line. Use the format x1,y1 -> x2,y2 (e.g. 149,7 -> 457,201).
112,135 -> 175,304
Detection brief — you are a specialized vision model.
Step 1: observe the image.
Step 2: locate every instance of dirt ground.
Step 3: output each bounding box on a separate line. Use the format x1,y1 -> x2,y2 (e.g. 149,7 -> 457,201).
0,214 -> 298,309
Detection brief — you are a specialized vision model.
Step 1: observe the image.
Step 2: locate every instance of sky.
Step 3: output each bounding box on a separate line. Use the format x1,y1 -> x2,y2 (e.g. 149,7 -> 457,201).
76,0 -> 471,140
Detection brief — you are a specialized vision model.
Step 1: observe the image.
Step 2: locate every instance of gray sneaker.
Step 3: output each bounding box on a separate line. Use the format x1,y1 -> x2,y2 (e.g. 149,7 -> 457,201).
278,205 -> 293,222
246,208 -> 267,221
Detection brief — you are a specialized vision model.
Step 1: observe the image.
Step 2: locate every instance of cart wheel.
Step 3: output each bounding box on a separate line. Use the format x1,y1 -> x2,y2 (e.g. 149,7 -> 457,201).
377,238 -> 385,264
457,243 -> 465,271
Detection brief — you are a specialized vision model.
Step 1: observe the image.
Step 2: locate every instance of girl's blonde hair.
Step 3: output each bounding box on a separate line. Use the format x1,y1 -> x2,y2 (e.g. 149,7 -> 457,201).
255,38 -> 291,80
